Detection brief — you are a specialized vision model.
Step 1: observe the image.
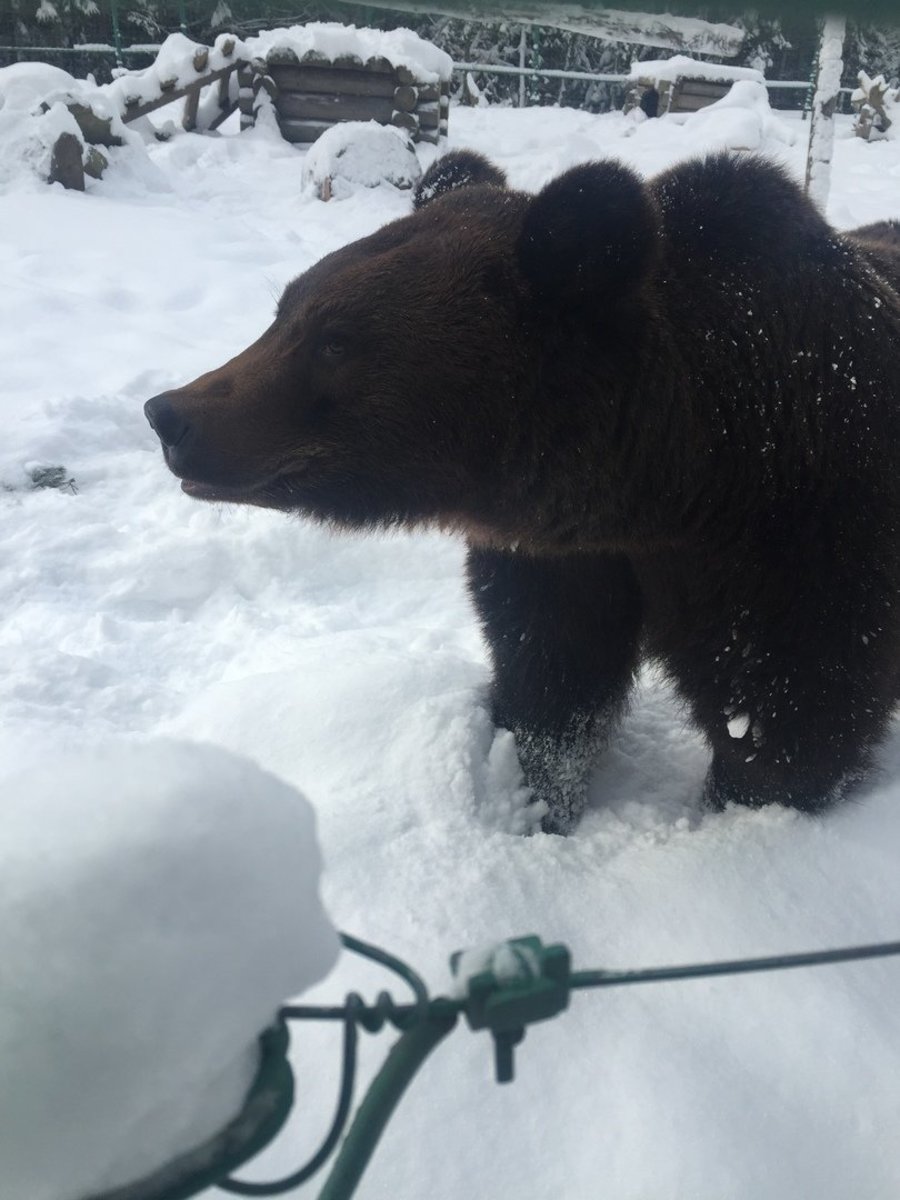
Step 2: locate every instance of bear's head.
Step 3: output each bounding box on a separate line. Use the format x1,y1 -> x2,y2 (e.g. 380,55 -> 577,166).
145,153 -> 659,534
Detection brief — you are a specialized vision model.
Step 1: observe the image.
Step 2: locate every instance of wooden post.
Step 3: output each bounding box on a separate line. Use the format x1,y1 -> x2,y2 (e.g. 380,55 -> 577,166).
805,14 -> 847,211
183,83 -> 200,132
238,62 -> 256,131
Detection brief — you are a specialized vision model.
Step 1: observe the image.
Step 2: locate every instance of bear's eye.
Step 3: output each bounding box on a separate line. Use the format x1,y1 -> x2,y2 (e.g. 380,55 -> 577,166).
318,334 -> 348,359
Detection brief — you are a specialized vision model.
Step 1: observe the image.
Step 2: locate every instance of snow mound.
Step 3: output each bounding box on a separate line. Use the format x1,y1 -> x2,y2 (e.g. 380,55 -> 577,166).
0,60 -> 133,191
684,79 -> 796,149
0,63 -> 85,188
0,739 -> 338,1200
245,22 -> 452,82
626,78 -> 794,153
0,61 -> 80,113
304,121 -> 422,199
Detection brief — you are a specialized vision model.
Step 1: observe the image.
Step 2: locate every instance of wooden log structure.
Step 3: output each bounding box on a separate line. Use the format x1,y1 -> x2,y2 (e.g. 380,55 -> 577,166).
244,48 -> 449,146
669,78 -> 733,112
626,74 -> 733,117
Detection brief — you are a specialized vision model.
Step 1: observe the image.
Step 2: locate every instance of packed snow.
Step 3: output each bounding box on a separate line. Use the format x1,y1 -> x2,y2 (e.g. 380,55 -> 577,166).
0,740 -> 337,1200
2,55 -> 900,1200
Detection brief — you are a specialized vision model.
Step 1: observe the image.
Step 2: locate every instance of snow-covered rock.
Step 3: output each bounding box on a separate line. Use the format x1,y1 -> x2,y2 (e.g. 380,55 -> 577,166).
0,740 -> 338,1200
304,120 -> 422,199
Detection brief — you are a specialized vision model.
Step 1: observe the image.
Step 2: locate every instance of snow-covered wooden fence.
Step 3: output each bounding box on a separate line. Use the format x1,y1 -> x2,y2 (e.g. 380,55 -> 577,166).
117,41 -> 240,134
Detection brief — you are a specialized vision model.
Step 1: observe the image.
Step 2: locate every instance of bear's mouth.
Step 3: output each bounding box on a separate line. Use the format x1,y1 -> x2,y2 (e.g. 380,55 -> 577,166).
180,474 -> 301,509
181,479 -> 246,501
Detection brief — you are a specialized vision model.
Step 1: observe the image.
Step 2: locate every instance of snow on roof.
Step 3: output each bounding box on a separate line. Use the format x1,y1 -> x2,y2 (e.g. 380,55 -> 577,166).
628,55 -> 764,86
245,22 -> 453,82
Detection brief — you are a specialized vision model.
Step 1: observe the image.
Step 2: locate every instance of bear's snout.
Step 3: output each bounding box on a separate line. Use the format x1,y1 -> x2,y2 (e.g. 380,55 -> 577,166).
144,384 -> 287,500
144,393 -> 191,452
145,390 -> 209,483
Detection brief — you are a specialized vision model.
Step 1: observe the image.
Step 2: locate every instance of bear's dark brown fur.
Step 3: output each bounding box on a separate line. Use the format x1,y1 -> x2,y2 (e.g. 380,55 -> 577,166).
413,149 -> 507,209
848,219 -> 900,293
146,150 -> 900,833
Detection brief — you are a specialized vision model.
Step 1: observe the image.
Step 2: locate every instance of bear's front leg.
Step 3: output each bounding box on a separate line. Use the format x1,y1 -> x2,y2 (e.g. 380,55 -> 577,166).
466,546 -> 643,834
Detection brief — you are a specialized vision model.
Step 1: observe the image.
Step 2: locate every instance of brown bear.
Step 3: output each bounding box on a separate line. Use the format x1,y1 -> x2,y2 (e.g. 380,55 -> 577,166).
145,150 -> 900,834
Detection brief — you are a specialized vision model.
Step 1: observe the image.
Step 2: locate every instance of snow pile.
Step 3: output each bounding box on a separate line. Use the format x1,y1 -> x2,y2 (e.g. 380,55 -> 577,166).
304,121 -> 422,199
245,22 -> 452,82
624,78 -> 795,152
681,79 -> 796,149
0,740 -> 338,1200
0,60 -> 134,190
0,60 -> 79,113
0,64 -> 89,188
628,55 -> 764,85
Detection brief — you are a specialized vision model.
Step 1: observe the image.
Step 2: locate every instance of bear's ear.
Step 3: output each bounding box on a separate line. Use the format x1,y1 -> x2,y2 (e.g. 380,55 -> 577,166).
413,150 -> 507,210
517,161 -> 658,303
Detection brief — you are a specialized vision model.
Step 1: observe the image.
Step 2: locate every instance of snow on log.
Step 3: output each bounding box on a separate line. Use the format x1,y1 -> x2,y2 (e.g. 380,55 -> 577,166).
0,739 -> 338,1200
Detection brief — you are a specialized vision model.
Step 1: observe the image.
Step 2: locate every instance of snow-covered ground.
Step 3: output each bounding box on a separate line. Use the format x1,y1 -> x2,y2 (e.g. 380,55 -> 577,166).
3,83 -> 900,1200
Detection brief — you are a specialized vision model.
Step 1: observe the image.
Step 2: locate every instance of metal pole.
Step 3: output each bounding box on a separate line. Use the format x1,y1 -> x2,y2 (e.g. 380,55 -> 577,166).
178,0 -> 188,35
109,0 -> 123,68
316,1003 -> 458,1200
517,27 -> 526,108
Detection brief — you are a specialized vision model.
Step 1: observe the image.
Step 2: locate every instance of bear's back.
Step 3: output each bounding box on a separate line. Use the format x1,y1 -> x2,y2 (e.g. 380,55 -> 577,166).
648,154 -> 900,488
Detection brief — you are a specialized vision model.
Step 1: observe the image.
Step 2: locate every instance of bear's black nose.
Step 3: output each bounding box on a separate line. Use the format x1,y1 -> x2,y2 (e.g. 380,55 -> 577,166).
144,394 -> 191,450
